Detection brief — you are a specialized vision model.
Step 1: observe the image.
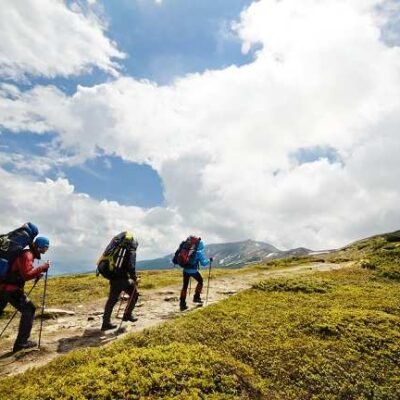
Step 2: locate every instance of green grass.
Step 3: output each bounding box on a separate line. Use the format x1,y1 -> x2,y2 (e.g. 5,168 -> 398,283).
1,230 -> 400,398
0,258 -> 308,315
0,344 -> 264,399
253,255 -> 320,270
2,265 -> 400,399
0,269 -> 184,315
253,276 -> 333,293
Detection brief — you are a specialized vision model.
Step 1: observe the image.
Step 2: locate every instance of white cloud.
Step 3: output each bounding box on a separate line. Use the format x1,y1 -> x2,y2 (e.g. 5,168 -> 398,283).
0,167 -> 184,270
1,0 -> 400,270
0,0 -> 124,80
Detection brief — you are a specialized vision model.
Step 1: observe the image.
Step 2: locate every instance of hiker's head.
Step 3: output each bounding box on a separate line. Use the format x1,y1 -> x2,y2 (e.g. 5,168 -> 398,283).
197,240 -> 205,251
34,236 -> 50,254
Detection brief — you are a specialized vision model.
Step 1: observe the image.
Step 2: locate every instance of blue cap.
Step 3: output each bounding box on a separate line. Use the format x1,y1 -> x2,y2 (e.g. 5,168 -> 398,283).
25,222 -> 39,238
197,241 -> 204,251
35,236 -> 50,249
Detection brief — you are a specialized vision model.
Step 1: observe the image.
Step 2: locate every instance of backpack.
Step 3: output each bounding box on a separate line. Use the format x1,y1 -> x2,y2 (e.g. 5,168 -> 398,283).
0,222 -> 39,281
96,232 -> 137,279
172,236 -> 201,268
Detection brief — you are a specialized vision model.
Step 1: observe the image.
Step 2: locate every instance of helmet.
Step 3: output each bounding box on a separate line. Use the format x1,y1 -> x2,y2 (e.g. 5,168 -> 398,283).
34,236 -> 50,249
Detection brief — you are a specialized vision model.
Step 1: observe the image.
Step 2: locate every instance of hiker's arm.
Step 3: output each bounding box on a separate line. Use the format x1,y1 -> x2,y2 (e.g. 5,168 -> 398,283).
127,247 -> 137,280
197,251 -> 210,267
18,253 -> 48,281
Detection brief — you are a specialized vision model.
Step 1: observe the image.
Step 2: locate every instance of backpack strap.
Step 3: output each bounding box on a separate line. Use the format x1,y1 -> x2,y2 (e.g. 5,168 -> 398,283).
97,244 -> 127,273
0,234 -> 11,257
1,249 -> 29,286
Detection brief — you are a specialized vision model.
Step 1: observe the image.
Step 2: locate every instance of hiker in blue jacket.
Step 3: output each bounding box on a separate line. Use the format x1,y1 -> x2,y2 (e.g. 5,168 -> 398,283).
179,240 -> 212,311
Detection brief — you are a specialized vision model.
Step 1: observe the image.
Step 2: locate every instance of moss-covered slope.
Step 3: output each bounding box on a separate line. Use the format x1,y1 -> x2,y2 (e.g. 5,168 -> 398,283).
1,230 -> 400,399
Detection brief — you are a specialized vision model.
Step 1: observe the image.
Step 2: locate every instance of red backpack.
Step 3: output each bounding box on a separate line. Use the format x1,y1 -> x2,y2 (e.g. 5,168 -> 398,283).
0,223 -> 39,281
172,236 -> 201,268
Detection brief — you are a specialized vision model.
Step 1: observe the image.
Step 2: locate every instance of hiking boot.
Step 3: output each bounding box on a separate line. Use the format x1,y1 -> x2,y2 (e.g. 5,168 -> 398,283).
193,295 -> 203,304
13,340 -> 37,353
122,314 -> 138,323
179,301 -> 188,311
101,321 -> 117,331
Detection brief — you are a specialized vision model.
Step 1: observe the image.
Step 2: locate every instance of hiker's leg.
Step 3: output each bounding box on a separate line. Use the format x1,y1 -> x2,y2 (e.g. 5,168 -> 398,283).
180,272 -> 190,302
103,280 -> 123,323
0,293 -> 8,317
193,272 -> 204,300
8,291 -> 36,346
123,280 -> 139,317
179,273 -> 190,310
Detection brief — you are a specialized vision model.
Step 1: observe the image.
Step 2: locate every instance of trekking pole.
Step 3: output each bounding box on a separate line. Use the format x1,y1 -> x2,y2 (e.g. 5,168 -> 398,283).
38,269 -> 48,349
0,277 -> 40,339
188,277 -> 192,297
205,258 -> 212,304
115,294 -> 124,318
117,286 -> 138,334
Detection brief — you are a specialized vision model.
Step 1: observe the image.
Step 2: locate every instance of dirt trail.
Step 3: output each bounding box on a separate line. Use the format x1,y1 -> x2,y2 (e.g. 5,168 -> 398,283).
0,262 -> 349,377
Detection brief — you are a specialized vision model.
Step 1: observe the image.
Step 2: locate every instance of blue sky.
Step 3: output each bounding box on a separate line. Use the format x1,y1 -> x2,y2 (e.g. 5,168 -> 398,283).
1,0 -> 254,209
292,146 -> 342,166
1,0 -> 399,274
102,0 -> 255,84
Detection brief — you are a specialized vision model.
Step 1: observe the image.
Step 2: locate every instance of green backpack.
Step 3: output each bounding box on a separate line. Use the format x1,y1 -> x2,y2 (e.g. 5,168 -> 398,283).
96,231 -> 137,279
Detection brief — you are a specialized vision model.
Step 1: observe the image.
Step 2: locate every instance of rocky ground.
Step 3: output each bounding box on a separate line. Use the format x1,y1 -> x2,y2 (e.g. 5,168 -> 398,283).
0,262 -> 349,377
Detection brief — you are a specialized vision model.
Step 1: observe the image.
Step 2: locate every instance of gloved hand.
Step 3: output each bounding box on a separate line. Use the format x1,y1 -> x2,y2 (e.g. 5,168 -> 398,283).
210,257 -> 213,262
41,261 -> 51,272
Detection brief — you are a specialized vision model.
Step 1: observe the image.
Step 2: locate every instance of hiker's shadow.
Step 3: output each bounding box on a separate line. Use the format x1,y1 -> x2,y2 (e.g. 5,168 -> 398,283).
0,350 -> 14,360
57,328 -> 125,353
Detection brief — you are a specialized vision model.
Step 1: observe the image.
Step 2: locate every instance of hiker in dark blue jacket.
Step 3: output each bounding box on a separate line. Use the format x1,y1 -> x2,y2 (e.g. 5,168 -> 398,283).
180,240 -> 212,311
97,232 -> 140,331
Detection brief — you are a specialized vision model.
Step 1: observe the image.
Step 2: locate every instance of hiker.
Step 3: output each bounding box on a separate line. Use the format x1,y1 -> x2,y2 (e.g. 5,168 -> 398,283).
97,231 -> 139,331
0,236 -> 50,352
176,237 -> 212,311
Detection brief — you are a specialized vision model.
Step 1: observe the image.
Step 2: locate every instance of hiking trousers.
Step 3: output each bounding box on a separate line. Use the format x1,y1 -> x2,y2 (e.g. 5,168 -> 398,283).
0,289 -> 36,346
103,279 -> 138,323
180,271 -> 203,301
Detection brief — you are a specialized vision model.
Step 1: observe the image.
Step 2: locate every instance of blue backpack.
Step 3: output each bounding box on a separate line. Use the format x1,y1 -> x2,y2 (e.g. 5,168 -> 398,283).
0,223 -> 39,281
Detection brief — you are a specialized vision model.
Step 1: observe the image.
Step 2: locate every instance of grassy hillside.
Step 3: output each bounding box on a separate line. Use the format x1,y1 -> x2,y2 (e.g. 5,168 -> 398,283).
0,269 -> 183,316
1,231 -> 400,399
0,256 -> 313,315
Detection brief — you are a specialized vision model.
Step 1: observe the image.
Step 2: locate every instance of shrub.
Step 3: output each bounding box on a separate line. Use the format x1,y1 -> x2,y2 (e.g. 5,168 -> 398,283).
379,268 -> 400,281
359,259 -> 376,270
253,278 -> 332,294
2,258 -> 400,399
0,344 -> 265,399
383,231 -> 400,243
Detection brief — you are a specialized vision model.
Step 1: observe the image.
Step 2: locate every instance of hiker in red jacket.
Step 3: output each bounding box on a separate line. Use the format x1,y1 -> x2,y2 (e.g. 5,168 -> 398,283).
0,237 -> 50,352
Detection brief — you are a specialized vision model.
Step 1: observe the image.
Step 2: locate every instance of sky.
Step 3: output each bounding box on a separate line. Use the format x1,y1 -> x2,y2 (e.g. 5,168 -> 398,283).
0,0 -> 400,275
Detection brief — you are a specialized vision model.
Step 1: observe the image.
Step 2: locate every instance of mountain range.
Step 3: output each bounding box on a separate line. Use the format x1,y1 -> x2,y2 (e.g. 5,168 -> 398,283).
136,239 -> 313,270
